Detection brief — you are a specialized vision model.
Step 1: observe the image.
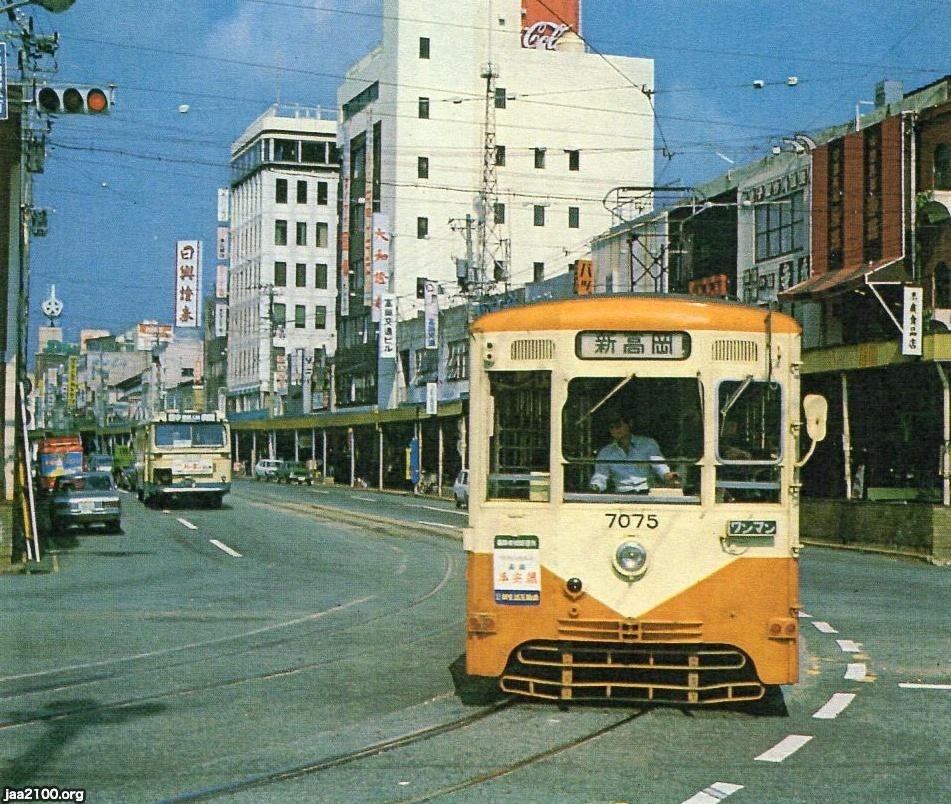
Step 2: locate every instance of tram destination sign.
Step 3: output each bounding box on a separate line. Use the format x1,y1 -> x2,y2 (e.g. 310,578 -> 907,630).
576,331 -> 690,360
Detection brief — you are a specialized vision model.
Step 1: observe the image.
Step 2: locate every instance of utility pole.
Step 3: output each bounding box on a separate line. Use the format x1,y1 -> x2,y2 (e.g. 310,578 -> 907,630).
476,61 -> 503,311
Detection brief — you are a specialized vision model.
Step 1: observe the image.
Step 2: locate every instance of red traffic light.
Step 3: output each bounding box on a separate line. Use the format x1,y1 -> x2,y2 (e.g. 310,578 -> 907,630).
35,85 -> 112,115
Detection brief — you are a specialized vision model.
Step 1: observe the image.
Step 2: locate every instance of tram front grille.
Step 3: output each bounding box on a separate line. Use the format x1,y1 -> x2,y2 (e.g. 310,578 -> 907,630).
501,641 -> 764,704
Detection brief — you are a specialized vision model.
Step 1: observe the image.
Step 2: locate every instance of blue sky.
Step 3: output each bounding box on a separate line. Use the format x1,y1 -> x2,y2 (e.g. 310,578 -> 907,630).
23,0 -> 951,349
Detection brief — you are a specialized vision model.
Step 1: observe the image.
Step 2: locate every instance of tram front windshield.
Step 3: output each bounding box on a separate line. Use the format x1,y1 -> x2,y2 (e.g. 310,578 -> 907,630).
562,377 -> 703,502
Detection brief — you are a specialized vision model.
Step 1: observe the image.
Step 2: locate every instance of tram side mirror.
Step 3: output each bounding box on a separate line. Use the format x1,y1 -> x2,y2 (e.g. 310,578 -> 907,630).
803,394 -> 828,443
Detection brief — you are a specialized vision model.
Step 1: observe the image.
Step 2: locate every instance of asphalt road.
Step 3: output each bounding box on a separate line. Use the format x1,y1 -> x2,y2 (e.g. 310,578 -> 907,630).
0,480 -> 947,803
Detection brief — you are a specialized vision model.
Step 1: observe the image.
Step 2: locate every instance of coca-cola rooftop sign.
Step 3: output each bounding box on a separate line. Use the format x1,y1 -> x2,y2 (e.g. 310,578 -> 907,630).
522,20 -> 571,50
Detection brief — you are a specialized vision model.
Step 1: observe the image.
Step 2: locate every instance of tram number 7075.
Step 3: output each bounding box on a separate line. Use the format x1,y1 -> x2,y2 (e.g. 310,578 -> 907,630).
604,513 -> 659,529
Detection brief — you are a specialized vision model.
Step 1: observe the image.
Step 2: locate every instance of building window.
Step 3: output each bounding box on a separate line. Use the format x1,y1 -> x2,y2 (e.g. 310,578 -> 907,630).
315,305 -> 327,329
446,339 -> 469,381
296,221 -> 308,246
568,206 -> 580,228
418,97 -> 430,119
935,144 -> 951,190
295,263 -> 307,287
417,216 -> 429,239
302,140 -> 328,163
274,219 -> 287,245
533,205 -> 545,227
273,139 -> 298,162
315,222 -> 329,248
568,149 -> 580,171
294,304 -> 306,329
315,262 -> 328,289
495,145 -> 506,166
533,261 -> 545,282
275,178 -> 288,203
534,148 -> 546,169
864,125 -> 883,262
317,181 -> 328,205
493,202 -> 505,224
272,302 -> 286,327
418,156 -> 429,179
419,36 -> 430,59
414,348 -> 437,384
274,261 -> 286,286
827,140 -> 845,271
754,191 -> 805,262
296,180 -> 307,204
494,87 -> 507,109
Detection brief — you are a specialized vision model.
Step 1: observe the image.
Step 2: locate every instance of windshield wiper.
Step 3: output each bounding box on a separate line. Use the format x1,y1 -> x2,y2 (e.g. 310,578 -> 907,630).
576,372 -> 636,425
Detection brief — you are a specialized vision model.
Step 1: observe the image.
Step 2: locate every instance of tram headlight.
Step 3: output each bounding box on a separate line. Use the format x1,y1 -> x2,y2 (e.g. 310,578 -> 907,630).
613,540 -> 648,579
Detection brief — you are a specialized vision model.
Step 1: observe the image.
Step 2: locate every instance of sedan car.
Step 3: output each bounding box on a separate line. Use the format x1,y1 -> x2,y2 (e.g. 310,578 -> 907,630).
453,469 -> 469,509
49,471 -> 122,534
253,459 -> 283,481
275,461 -> 313,485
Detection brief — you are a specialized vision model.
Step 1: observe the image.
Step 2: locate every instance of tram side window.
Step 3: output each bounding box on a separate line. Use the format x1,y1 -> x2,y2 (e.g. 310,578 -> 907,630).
487,371 -> 551,501
716,379 -> 782,503
561,377 -> 703,503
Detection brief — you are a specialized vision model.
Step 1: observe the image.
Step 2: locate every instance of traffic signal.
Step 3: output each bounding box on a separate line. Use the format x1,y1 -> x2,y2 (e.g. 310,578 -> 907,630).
35,85 -> 112,115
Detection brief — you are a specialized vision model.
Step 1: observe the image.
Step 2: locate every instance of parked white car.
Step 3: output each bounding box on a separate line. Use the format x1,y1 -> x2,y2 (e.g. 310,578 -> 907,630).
453,469 -> 469,509
253,459 -> 283,481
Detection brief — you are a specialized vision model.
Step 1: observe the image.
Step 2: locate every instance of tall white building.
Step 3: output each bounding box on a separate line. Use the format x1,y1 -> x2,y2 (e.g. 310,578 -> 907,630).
336,0 -> 654,408
226,105 -> 339,414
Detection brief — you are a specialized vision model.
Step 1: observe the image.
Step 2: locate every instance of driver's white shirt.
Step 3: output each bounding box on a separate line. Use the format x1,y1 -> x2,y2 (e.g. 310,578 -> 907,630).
589,436 -> 671,493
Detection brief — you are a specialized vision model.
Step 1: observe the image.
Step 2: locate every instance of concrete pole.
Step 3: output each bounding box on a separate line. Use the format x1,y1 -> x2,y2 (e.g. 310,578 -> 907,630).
438,422 -> 444,496
841,373 -> 852,499
348,427 -> 355,487
251,431 -> 257,471
294,428 -> 299,462
311,426 -> 316,465
322,429 -> 327,479
378,425 -> 384,490
938,363 -> 950,507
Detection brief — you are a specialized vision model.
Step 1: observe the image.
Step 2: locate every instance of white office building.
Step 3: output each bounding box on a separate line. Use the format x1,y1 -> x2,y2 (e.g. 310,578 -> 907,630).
226,105 -> 339,414
335,0 -> 654,408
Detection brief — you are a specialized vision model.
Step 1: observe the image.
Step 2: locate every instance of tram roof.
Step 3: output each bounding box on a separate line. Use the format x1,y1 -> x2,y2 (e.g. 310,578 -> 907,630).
471,295 -> 800,335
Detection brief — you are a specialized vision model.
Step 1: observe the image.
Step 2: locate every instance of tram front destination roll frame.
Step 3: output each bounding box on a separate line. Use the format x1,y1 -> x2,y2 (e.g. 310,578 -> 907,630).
463,295 -> 827,704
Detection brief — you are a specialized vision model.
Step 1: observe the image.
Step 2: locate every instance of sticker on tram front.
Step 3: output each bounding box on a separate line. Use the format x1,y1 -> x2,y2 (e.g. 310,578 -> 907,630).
493,535 -> 540,605
727,520 -> 778,537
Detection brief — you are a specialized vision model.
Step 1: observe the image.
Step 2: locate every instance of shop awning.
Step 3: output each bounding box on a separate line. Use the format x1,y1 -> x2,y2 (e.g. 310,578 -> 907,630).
779,257 -> 907,302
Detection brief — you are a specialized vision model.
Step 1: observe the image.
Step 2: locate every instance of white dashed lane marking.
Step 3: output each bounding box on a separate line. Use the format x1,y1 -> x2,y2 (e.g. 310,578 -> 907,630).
177,518 -> 198,530
836,639 -> 861,653
417,520 -> 458,530
812,621 -> 838,633
755,735 -> 813,763
209,539 -> 242,558
813,692 -> 856,719
845,663 -> 867,681
899,682 -> 951,690
681,782 -> 744,803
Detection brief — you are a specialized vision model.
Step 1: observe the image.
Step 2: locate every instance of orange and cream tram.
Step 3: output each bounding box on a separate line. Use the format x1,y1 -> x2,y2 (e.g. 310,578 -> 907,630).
463,295 -> 827,704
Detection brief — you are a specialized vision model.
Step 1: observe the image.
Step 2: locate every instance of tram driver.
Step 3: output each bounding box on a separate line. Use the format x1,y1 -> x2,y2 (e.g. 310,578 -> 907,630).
588,412 -> 680,494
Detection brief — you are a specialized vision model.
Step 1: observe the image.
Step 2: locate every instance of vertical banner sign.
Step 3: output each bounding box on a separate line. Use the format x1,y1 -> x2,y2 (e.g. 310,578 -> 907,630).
371,213 -> 390,322
214,302 -> 228,337
175,240 -> 202,328
574,259 -> 594,295
216,227 -> 229,261
217,188 -> 230,223
363,119 -> 375,308
409,436 -> 420,485
302,351 -> 314,412
340,139 -> 351,317
902,286 -> 923,356
379,293 -> 397,358
215,264 -> 228,299
292,348 -> 304,386
426,381 -> 438,414
66,356 -> 78,409
493,535 -> 541,605
274,353 -> 288,395
424,280 -> 438,349
0,44 -> 7,121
